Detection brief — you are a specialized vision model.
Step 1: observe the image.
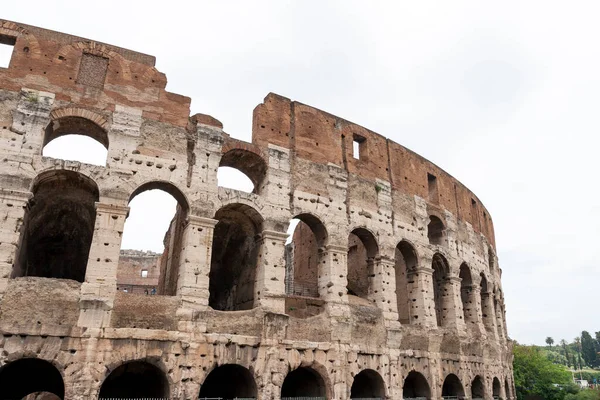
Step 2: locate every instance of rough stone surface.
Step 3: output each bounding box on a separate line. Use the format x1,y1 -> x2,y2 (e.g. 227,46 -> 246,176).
0,20 -> 513,400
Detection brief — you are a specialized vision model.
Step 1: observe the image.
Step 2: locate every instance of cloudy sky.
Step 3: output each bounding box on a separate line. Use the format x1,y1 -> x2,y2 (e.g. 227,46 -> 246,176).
4,1 -> 600,345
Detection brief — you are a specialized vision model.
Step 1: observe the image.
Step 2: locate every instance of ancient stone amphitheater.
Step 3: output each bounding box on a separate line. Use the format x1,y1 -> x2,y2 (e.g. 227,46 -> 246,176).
0,20 -> 514,400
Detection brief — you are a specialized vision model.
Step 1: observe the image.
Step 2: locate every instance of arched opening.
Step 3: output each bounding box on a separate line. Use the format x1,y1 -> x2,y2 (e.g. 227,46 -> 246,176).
395,240 -> 418,324
199,364 -> 257,400
403,371 -> 431,400
480,273 -> 493,331
281,367 -> 327,399
98,360 -> 169,398
347,228 -> 378,300
13,171 -> 99,282
350,369 -> 385,399
0,358 -> 65,400
218,149 -> 267,194
42,116 -> 108,166
504,378 -> 510,400
471,375 -> 485,400
427,216 -> 445,246
210,203 -> 263,311
459,263 -> 474,325
493,377 -> 501,399
442,374 -> 465,399
285,214 -> 327,298
119,182 -> 188,296
217,167 -> 255,193
432,253 -> 449,327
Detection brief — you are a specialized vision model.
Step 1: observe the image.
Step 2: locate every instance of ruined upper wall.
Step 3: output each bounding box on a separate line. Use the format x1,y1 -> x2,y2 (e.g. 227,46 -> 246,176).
252,93 -> 496,247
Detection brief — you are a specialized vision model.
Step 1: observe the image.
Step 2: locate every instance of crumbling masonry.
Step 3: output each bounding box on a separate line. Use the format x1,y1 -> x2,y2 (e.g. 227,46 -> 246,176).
0,20 -> 514,400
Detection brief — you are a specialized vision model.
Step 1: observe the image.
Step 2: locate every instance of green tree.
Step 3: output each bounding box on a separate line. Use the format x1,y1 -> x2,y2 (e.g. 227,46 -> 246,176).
562,339 -> 572,368
513,344 -> 572,400
581,331 -> 597,368
547,337 -> 556,347
565,390 -> 600,400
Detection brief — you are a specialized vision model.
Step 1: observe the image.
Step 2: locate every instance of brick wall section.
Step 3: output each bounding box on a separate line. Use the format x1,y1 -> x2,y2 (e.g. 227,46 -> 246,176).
116,250 -> 160,289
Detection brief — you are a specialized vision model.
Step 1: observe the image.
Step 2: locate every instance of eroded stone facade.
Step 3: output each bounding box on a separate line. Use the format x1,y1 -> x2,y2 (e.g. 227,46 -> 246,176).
0,20 -> 513,400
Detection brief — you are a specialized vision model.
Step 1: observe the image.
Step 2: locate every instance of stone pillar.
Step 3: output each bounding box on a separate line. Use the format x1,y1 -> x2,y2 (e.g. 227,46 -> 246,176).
319,243 -> 349,315
462,284 -> 480,330
78,202 -> 128,328
369,256 -> 400,328
481,290 -> 498,339
469,285 -> 486,335
443,276 -> 466,331
177,215 -> 217,311
495,294 -> 506,341
407,267 -> 437,327
0,189 -> 31,298
11,88 -> 54,155
254,229 -> 288,313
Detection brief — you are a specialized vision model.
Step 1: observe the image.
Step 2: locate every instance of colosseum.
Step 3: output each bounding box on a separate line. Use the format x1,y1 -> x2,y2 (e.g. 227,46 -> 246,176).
0,20 -> 513,400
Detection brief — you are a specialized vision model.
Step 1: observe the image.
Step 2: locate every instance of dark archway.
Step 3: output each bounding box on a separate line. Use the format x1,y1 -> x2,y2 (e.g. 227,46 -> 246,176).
442,374 -> 465,399
210,203 -> 263,311
459,263 -> 474,325
347,228 -> 378,299
350,369 -> 385,399
427,216 -> 445,246
219,149 -> 267,194
98,360 -> 169,398
432,253 -> 449,327
0,358 -> 65,400
281,367 -> 327,399
505,378 -> 511,400
395,240 -> 418,324
493,377 -> 501,399
480,273 -> 493,331
199,364 -> 257,400
472,375 -> 485,399
285,214 -> 328,299
403,371 -> 431,399
13,170 -> 99,282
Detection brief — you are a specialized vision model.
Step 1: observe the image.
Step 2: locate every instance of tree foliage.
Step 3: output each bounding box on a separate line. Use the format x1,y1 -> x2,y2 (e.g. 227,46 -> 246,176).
514,344 -> 573,400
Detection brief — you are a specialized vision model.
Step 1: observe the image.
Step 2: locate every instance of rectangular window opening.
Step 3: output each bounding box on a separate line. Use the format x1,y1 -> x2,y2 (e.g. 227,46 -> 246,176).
427,173 -> 438,203
141,270 -> 148,278
352,134 -> 366,160
0,35 -> 16,69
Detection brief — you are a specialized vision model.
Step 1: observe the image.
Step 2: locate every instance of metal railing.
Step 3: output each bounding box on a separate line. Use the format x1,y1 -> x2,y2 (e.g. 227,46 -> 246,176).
281,397 -> 326,400
403,397 -> 428,400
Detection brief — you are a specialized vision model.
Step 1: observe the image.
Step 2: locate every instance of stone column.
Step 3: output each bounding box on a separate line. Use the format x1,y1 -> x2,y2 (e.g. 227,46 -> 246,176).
177,215 -> 217,311
78,202 -> 129,328
369,256 -> 400,328
462,284 -> 480,331
469,285 -> 486,335
443,276 -> 466,331
0,189 -> 31,298
319,243 -> 350,316
254,229 -> 288,313
494,294 -> 506,341
407,266 -> 437,327
481,290 -> 498,339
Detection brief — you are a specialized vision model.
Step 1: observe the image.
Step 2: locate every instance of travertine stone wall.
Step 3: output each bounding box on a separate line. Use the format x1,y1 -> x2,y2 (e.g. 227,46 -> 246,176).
0,20 -> 513,400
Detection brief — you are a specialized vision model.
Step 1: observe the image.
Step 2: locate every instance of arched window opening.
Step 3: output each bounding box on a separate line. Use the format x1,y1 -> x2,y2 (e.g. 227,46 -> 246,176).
0,358 -> 65,400
459,263 -> 474,325
471,376 -> 485,400
285,215 -> 327,300
350,369 -> 385,399
395,240 -> 417,324
403,371 -> 431,400
199,364 -> 257,400
218,149 -> 267,194
347,228 -> 378,300
427,216 -> 445,246
13,171 -> 98,282
210,203 -> 262,311
98,360 -> 169,398
217,166 -> 255,193
42,116 -> 109,166
281,367 -> 327,400
432,254 -> 449,327
480,273 -> 493,331
119,184 -> 187,296
442,374 -> 465,399
493,377 -> 501,400
504,378 -> 510,400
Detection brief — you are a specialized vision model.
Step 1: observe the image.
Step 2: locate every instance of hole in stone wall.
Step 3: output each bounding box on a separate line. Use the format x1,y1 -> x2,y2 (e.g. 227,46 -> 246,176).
427,173 -> 438,203
403,371 -> 431,399
505,378 -> 511,400
14,171 -> 98,282
0,35 -> 16,68
99,361 -> 169,398
347,228 -> 378,300
350,369 -> 385,399
0,358 -> 65,400
43,135 -> 108,166
281,367 -> 327,399
199,364 -> 257,400
395,241 -> 417,325
217,166 -> 255,193
352,134 -> 366,160
459,263 -> 473,325
209,203 -> 262,311
432,253 -> 449,327
442,374 -> 465,399
472,376 -> 485,400
493,377 -> 501,399
119,186 -> 183,296
427,215 -> 445,246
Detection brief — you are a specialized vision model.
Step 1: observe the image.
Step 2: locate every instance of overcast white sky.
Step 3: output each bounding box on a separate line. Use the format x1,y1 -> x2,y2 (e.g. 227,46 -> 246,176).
4,0 -> 600,345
